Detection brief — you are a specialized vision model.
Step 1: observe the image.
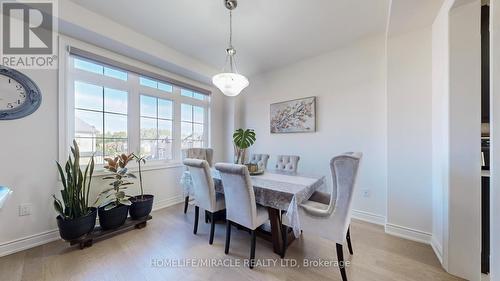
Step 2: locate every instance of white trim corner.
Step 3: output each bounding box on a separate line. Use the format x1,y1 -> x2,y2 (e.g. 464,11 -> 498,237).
385,223 -> 432,245
351,209 -> 386,225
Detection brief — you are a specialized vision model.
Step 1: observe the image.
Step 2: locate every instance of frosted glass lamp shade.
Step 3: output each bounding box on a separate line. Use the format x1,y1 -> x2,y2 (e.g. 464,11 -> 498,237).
212,72 -> 249,96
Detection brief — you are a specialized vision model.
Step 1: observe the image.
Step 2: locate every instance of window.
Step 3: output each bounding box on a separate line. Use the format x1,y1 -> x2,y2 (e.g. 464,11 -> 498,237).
67,54 -> 210,166
74,58 -> 128,81
140,95 -> 173,160
139,76 -> 173,93
181,89 -> 206,101
74,82 -> 128,165
181,103 -> 205,149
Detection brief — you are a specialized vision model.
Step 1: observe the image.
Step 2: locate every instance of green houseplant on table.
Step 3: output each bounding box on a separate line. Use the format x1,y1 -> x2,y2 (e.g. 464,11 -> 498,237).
233,128 -> 256,164
53,140 -> 97,241
96,154 -> 135,230
129,153 -> 154,220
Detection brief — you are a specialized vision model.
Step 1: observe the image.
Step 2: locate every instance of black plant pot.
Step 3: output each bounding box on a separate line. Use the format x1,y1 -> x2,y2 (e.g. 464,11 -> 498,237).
129,195 -> 154,220
98,204 -> 129,230
56,207 -> 97,241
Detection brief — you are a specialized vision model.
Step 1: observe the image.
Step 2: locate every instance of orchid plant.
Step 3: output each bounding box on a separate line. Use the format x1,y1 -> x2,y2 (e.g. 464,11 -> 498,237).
131,153 -> 147,199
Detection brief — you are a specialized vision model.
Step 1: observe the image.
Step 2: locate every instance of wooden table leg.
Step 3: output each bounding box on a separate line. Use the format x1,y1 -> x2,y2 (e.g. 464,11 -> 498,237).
267,207 -> 295,255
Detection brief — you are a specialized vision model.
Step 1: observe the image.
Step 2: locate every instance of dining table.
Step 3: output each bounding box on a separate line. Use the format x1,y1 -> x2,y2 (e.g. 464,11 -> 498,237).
180,168 -> 326,255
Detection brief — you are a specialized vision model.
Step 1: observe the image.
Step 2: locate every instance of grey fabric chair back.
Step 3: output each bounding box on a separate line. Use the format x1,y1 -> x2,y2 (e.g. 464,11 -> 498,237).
183,159 -> 217,212
329,152 -> 362,242
295,152 -> 362,244
182,148 -> 214,167
215,163 -> 258,229
275,155 -> 300,172
249,154 -> 270,170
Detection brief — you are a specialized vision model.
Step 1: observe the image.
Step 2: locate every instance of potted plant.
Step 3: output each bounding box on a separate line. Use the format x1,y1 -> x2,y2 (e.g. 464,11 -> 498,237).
129,154 -> 154,220
53,140 -> 97,241
96,154 -> 135,230
233,128 -> 256,164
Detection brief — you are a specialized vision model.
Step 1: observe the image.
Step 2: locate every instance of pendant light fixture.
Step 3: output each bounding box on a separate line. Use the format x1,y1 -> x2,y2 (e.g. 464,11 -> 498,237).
212,0 -> 249,97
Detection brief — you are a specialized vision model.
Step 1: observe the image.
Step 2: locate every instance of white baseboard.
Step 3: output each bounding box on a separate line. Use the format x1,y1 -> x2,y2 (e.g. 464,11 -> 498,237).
351,209 -> 386,225
0,229 -> 60,258
385,223 -> 432,245
431,235 -> 443,264
152,195 -> 184,211
0,194 -> 185,258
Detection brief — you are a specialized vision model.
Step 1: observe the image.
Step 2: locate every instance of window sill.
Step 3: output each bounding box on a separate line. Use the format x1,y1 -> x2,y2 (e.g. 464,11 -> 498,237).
90,161 -> 184,177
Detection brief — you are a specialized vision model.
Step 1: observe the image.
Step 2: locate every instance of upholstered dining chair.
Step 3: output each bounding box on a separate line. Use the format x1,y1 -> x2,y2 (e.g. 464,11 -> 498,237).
282,152 -> 362,281
215,163 -> 270,269
183,159 -> 225,245
275,155 -> 300,173
248,154 -> 270,170
182,148 -> 214,213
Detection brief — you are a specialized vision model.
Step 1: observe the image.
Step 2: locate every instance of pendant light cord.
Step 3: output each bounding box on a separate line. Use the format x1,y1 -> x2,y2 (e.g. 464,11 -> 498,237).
221,6 -> 239,74
228,9 -> 237,73
229,10 -> 233,48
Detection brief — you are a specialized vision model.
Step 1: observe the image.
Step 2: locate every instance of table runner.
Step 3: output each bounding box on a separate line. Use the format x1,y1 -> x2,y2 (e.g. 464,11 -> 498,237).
180,169 -> 325,237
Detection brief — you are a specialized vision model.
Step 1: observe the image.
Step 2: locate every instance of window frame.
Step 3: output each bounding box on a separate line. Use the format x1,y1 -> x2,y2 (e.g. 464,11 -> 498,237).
58,39 -> 211,171
139,93 -> 175,161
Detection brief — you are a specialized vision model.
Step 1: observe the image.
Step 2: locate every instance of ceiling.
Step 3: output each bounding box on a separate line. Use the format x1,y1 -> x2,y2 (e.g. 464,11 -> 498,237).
388,0 -> 445,37
68,0 -> 390,76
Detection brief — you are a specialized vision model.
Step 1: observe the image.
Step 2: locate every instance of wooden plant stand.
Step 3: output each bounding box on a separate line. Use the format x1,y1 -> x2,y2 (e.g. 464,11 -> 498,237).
68,215 -> 152,249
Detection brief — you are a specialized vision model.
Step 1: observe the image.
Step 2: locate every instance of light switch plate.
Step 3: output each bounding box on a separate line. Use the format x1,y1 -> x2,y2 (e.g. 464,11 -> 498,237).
19,204 -> 32,216
362,189 -> 371,198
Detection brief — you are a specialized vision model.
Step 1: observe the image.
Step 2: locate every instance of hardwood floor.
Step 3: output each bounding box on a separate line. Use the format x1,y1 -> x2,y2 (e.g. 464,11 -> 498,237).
0,203 -> 464,281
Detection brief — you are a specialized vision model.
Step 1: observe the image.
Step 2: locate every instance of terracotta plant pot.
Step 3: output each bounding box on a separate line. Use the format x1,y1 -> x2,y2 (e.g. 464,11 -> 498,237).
98,204 -> 129,230
129,195 -> 154,220
56,207 -> 97,241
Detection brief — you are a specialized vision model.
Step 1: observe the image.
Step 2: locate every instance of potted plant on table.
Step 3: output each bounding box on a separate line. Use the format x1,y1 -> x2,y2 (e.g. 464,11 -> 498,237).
96,154 -> 135,230
129,154 -> 154,220
233,128 -> 256,164
53,140 -> 97,241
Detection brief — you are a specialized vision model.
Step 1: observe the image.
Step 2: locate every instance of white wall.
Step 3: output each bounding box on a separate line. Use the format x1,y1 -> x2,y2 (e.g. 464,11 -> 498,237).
241,35 -> 388,220
448,3 -> 482,279
431,0 -> 451,266
0,69 -> 60,254
386,27 -> 433,239
432,0 -> 482,279
0,6 -> 228,256
490,1 -> 500,280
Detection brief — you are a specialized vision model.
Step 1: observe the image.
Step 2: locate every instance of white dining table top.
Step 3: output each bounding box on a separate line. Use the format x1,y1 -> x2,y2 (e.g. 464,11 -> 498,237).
210,168 -> 325,196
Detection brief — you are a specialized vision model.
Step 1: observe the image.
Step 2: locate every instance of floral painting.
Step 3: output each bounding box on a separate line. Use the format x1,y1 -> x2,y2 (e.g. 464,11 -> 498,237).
270,97 -> 316,133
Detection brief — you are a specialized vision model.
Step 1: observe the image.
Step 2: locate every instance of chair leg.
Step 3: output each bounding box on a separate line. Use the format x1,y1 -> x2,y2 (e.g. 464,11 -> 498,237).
336,243 -> 348,281
193,206 -> 199,235
225,220 -> 231,254
184,196 -> 189,213
209,212 -> 215,245
205,210 -> 209,224
346,226 -> 353,255
249,230 -> 256,269
281,225 -> 288,258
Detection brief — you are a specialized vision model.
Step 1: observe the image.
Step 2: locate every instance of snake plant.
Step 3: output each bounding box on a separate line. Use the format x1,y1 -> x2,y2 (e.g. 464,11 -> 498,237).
53,140 -> 95,220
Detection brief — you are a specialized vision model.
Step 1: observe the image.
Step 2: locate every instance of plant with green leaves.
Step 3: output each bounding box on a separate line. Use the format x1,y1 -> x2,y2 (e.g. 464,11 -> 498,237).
233,128 -> 256,164
53,140 -> 95,220
131,153 -> 147,198
96,154 -> 136,211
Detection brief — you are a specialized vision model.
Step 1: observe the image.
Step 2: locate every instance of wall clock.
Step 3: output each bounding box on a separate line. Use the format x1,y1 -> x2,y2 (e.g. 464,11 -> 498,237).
0,66 -> 42,120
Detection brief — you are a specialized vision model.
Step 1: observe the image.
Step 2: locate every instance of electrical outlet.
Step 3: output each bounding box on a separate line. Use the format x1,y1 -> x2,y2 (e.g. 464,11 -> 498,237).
362,189 -> 371,198
19,204 -> 32,216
